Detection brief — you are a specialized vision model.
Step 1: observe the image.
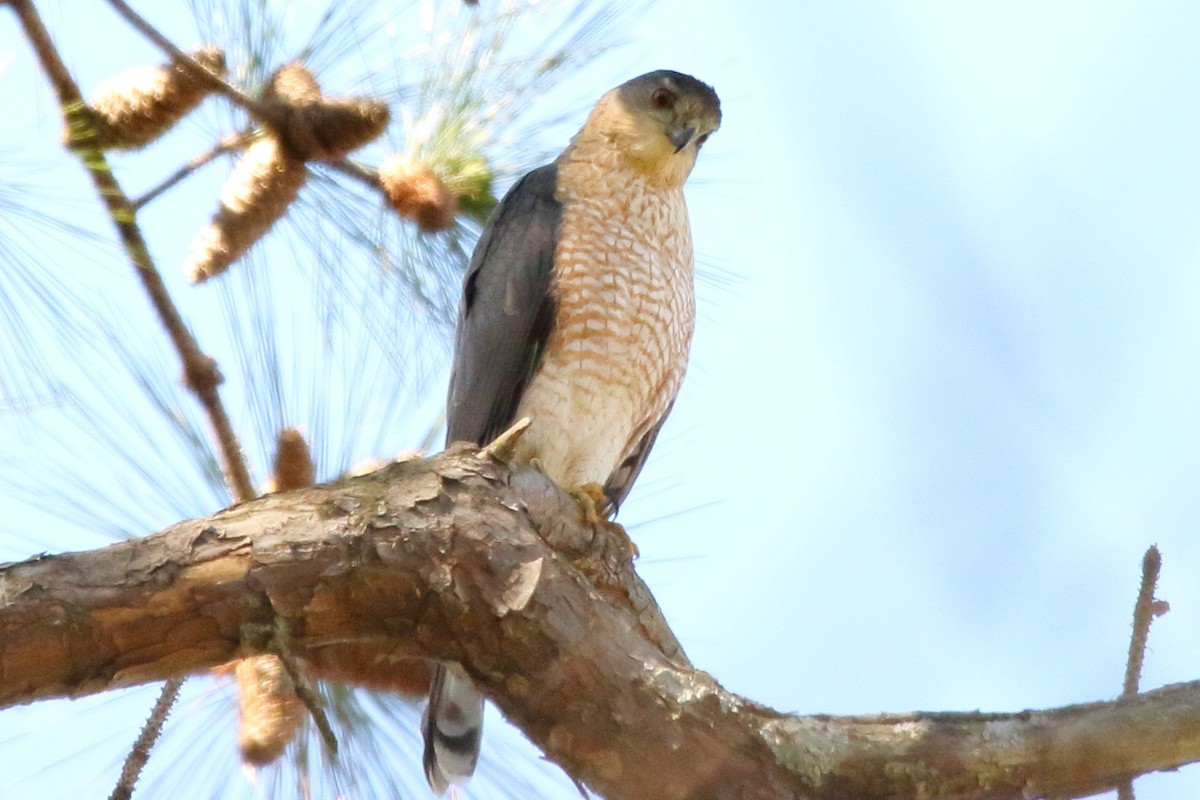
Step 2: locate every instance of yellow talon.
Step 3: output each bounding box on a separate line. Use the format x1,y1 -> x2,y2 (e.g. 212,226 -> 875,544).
569,482 -> 609,523
568,483 -> 638,559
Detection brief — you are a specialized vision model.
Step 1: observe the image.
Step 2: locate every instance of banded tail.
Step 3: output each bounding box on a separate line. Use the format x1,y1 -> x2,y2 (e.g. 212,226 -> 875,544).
423,664 -> 484,793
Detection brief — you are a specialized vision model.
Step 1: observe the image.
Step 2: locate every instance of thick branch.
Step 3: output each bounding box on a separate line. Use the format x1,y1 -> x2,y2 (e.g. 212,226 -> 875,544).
1,448 -> 1198,800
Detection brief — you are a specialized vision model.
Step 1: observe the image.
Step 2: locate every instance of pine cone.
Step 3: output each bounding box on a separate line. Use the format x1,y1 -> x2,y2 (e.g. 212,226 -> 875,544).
378,155 -> 457,233
263,63 -> 389,160
185,135 -> 306,283
76,47 -> 226,150
235,654 -> 306,766
266,427 -> 315,493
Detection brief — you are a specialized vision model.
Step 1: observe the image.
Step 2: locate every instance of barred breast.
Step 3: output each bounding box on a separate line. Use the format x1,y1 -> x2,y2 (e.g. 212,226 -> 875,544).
513,156 -> 695,490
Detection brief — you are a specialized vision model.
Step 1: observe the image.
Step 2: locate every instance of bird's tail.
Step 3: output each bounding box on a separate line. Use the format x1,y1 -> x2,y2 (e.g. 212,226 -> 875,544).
423,663 -> 484,794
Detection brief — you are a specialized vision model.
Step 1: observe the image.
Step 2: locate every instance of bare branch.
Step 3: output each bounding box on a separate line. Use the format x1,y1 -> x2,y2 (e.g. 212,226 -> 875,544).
1124,544 -> 1166,697
1118,545 -> 1168,800
273,622 -> 338,755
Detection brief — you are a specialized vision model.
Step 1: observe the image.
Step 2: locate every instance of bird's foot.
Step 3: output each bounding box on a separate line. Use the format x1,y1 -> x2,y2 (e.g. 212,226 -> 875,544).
569,482 -> 609,524
568,482 -> 638,559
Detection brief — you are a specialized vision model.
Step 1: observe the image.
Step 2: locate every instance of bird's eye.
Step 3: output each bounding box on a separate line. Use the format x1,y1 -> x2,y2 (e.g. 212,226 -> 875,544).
695,132 -> 710,147
651,88 -> 675,109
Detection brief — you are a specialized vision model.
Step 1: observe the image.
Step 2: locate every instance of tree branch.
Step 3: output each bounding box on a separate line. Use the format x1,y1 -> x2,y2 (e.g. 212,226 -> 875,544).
10,0 -> 256,502
2,447 -> 1198,800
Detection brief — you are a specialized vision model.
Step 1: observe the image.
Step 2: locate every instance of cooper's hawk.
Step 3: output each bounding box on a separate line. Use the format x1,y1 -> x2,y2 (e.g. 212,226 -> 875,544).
423,70 -> 721,793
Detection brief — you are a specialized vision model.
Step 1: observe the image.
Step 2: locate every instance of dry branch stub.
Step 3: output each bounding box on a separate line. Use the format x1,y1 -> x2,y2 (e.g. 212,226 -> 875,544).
185,135 -> 307,283
262,62 -> 390,161
76,46 -> 226,150
378,154 -> 458,232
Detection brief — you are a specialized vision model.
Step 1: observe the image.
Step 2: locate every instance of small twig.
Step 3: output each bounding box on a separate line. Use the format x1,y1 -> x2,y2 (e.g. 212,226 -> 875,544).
1117,545 -> 1168,800
107,677 -> 183,800
7,0 -> 75,100
323,157 -> 380,189
322,158 -> 429,220
134,129 -> 253,210
253,618 -> 336,758
1123,545 -> 1166,697
273,620 -> 338,755
321,157 -> 405,212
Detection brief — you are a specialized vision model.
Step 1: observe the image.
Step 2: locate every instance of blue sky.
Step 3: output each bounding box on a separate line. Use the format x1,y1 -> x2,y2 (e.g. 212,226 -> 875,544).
3,1 -> 1200,798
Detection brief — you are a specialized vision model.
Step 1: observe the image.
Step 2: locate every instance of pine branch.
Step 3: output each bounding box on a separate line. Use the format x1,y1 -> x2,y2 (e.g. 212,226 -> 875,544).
10,0 -> 256,503
2,448 -> 1199,800
10,4 -> 261,796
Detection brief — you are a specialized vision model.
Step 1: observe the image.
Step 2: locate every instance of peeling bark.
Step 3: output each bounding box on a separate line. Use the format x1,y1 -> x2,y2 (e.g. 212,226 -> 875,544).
1,446 -> 1198,799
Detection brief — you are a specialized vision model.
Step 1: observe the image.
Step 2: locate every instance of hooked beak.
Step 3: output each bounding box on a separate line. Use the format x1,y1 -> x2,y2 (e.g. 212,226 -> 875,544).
669,124 -> 698,153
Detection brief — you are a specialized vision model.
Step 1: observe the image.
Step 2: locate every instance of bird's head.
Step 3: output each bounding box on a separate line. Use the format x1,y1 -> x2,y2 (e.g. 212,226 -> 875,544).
586,70 -> 721,187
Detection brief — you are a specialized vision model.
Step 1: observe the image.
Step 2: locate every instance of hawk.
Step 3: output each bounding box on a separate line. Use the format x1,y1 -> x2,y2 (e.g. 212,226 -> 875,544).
424,70 -> 721,793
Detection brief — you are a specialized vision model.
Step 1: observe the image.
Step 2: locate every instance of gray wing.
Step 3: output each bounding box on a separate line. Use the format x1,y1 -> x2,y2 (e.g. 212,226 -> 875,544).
446,163 -> 562,445
426,164 -> 563,793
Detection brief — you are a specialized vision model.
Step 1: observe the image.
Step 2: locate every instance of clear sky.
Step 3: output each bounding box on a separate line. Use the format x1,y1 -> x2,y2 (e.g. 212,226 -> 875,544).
2,1 -> 1200,798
